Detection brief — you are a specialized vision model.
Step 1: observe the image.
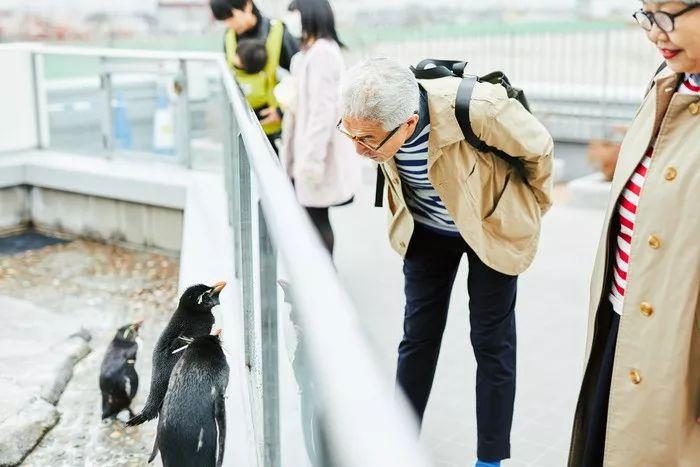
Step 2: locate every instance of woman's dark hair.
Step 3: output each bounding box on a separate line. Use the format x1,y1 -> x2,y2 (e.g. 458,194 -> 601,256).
288,0 -> 344,48
209,0 -> 259,21
236,39 -> 268,74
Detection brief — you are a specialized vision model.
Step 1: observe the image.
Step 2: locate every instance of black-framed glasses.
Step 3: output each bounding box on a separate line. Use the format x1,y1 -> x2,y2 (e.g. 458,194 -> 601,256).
633,4 -> 700,33
336,119 -> 403,153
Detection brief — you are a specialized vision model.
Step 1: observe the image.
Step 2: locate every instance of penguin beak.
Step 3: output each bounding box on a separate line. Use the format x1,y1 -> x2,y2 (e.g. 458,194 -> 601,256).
214,328 -> 222,337
206,281 -> 226,307
133,319 -> 144,331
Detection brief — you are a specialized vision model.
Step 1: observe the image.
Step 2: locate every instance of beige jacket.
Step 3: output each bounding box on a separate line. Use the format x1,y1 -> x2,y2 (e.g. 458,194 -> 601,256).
568,69 -> 700,466
381,76 -> 554,276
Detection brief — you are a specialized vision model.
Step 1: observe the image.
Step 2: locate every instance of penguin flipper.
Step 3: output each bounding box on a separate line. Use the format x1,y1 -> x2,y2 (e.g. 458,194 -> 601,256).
148,429 -> 159,463
214,395 -> 226,467
126,411 -> 151,427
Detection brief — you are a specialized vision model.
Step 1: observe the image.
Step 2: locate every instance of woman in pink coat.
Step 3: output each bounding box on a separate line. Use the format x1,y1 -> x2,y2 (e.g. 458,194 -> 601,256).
280,0 -> 357,257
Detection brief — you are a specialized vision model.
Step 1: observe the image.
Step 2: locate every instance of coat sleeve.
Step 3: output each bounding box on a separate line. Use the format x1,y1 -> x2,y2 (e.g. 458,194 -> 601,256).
471,86 -> 554,215
295,44 -> 342,184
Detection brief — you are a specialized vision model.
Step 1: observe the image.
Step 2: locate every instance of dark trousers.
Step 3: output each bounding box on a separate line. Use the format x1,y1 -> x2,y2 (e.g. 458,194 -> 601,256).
580,302 -> 620,466
397,225 -> 518,461
266,132 -> 281,155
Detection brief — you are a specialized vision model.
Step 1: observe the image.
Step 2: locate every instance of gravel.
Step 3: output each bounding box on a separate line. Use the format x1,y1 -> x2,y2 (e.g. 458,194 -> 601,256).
0,239 -> 180,466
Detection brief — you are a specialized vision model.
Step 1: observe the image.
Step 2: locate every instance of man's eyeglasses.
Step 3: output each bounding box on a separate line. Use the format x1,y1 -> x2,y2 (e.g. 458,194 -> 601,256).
336,120 -> 403,153
633,4 -> 700,33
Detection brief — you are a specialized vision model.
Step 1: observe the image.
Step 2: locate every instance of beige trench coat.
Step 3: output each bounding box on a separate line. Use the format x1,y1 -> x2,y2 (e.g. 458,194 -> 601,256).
381,76 -> 554,276
568,69 -> 700,466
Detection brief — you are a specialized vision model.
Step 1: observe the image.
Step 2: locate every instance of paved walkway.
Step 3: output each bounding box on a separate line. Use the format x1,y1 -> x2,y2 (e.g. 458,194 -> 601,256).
332,175 -> 606,467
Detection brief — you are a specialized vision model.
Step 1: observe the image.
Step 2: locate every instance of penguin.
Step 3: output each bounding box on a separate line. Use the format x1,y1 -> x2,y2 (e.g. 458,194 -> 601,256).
149,331 -> 229,467
127,282 -> 226,427
99,319 -> 143,420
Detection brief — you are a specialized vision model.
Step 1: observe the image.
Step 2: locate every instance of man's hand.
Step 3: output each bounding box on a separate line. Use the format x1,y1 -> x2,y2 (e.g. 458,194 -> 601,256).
259,107 -> 282,125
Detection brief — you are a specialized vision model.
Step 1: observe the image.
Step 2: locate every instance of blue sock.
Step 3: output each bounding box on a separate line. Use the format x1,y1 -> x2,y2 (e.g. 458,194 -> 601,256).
475,461 -> 501,467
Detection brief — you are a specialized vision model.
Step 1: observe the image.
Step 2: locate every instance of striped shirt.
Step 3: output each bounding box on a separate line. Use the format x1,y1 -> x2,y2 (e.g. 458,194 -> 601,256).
609,73 -> 700,314
395,89 -> 460,236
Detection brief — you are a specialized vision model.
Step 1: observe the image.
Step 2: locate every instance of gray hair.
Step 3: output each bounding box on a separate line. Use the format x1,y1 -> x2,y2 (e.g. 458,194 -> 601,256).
342,58 -> 420,131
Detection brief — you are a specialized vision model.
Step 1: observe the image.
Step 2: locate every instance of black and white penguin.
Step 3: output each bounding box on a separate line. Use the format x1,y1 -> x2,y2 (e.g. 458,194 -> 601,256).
127,282 -> 225,427
99,319 -> 143,420
149,331 -> 229,467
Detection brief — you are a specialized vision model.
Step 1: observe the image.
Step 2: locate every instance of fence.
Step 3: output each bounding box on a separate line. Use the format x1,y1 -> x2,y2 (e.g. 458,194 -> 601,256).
349,24 -> 660,141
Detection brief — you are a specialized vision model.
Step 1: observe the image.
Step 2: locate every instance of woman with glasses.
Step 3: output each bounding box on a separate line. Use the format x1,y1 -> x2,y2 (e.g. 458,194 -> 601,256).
279,0 -> 357,257
568,2 -> 700,466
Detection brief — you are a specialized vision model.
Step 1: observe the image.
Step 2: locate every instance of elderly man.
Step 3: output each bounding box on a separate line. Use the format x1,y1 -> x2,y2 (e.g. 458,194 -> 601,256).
339,58 -> 554,467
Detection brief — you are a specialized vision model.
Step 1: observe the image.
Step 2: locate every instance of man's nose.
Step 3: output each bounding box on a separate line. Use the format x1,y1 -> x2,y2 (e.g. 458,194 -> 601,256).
355,143 -> 371,156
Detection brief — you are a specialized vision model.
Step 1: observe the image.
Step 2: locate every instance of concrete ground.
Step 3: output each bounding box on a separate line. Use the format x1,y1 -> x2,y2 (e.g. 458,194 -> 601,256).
0,239 -> 179,466
331,175 -> 606,467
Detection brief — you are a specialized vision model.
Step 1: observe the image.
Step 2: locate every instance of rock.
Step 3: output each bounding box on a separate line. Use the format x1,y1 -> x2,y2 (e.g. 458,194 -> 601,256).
0,399 -> 59,466
39,334 -> 92,406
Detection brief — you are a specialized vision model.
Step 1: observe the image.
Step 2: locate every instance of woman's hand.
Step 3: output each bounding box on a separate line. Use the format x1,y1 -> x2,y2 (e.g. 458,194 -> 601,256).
259,107 -> 282,125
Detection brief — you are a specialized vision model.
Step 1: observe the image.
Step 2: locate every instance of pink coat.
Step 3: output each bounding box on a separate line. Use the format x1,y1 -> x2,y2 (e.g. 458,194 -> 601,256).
280,39 -> 358,208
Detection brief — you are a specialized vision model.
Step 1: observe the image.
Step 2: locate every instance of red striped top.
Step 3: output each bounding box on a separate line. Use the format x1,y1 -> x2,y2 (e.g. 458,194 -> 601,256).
608,73 -> 700,314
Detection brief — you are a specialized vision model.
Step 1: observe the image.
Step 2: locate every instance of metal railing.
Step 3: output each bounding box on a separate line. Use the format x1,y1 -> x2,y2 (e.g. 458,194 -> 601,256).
22,44 -> 431,467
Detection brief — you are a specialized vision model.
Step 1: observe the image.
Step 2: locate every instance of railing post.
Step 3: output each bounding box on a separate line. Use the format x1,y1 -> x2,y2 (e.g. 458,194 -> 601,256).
176,59 -> 192,168
258,203 -> 280,467
600,29 -> 611,139
239,139 -> 255,370
31,52 -> 50,149
99,57 -> 114,155
223,90 -> 242,279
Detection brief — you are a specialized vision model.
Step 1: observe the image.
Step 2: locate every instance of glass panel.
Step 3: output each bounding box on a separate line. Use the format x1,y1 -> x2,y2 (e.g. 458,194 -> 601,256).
277,275 -> 326,467
45,55 -> 103,154
188,61 -> 226,172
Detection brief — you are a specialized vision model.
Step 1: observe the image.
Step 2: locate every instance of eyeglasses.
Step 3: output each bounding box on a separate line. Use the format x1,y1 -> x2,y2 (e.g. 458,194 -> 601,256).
336,119 -> 404,154
633,5 -> 700,33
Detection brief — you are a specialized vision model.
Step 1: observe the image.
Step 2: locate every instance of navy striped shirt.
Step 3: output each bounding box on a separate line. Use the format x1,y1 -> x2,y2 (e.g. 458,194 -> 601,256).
394,89 -> 460,237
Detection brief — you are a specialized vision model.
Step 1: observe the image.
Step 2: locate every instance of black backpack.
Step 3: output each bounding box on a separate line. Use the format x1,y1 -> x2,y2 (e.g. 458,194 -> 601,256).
374,59 -> 529,208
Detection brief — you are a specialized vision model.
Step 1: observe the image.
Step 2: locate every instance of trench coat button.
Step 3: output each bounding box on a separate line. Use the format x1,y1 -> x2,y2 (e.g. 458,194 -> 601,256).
399,241 -> 406,249
664,87 -> 674,93
689,102 -> 700,115
664,167 -> 677,181
648,235 -> 661,249
629,370 -> 642,385
393,177 -> 400,185
640,302 -> 654,317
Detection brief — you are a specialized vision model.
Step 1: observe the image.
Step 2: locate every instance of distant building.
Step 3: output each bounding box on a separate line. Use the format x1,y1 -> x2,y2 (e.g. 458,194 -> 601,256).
157,0 -> 212,33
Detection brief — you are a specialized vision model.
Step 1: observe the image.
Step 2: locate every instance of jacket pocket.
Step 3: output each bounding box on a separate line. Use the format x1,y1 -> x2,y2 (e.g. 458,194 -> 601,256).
482,172 -> 511,220
483,174 -> 540,243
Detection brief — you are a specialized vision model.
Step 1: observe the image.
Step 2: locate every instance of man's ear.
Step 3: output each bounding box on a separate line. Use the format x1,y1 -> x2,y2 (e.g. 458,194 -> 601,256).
406,113 -> 420,132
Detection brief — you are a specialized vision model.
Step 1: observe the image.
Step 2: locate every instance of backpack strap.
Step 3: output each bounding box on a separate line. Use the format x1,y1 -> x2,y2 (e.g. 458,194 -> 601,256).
455,76 -> 485,152
374,165 -> 385,208
454,76 -> 527,175
411,59 -> 468,80
644,61 -> 669,97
